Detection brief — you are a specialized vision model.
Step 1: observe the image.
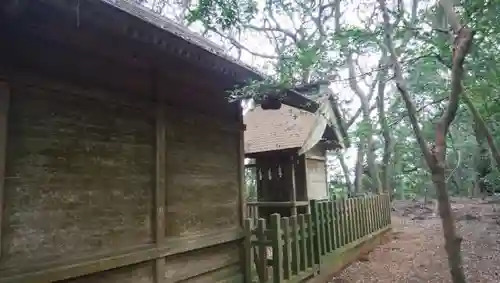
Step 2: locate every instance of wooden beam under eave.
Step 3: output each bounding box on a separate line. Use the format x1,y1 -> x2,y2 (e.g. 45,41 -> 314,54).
0,81 -> 10,258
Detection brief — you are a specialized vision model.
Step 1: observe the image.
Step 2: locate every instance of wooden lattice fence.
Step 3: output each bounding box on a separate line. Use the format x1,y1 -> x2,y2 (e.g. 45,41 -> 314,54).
243,194 -> 392,283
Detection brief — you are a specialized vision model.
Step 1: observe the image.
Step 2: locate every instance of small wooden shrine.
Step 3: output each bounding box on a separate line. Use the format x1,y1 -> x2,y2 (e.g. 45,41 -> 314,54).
244,85 -> 349,220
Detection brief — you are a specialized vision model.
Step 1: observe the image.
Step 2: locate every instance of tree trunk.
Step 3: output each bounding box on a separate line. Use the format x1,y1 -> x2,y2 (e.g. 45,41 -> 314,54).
463,93 -> 500,168
354,143 -> 364,194
377,57 -> 392,193
473,120 -> 492,197
336,151 -> 354,193
393,146 -> 405,200
431,162 -> 464,283
378,0 -> 472,281
347,54 -> 382,193
448,132 -> 464,195
363,113 -> 381,194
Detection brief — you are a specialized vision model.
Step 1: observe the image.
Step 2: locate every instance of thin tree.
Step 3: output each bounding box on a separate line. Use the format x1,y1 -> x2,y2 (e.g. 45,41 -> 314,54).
378,0 -> 473,282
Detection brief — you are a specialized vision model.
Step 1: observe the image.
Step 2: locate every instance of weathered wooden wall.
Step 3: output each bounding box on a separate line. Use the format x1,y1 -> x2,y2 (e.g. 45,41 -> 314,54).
305,145 -> 329,200
0,8 -> 245,282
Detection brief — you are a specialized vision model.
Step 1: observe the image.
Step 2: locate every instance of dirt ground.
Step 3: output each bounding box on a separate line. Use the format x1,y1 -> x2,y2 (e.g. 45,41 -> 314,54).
331,198 -> 500,282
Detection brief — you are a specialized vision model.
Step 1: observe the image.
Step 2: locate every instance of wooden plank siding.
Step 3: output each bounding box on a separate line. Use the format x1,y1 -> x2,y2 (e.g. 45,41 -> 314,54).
305,145 -> 328,200
0,81 -> 10,259
0,69 -> 244,283
0,5 -> 248,281
0,75 -> 245,283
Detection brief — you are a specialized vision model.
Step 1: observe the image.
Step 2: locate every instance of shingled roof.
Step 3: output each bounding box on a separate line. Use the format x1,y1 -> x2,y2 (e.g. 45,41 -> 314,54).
244,89 -> 349,155
244,104 -> 317,154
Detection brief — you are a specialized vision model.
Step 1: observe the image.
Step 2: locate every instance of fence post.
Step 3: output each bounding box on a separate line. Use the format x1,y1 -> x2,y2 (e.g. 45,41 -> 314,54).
348,198 -> 354,244
326,201 -> 334,252
387,194 -> 392,226
310,200 -> 322,267
339,198 -> 345,247
343,198 -> 349,244
256,219 -> 268,282
298,214 -> 307,272
333,197 -> 340,249
370,196 -> 375,233
306,213 -> 314,268
353,198 -> 359,241
361,198 -> 366,236
319,202 -> 327,255
376,196 -> 380,231
357,198 -> 362,239
291,215 -> 299,275
281,217 -> 291,280
351,198 -> 356,242
376,195 -> 381,231
378,195 -> 385,232
270,214 -> 282,283
378,195 -> 382,229
244,218 -> 253,283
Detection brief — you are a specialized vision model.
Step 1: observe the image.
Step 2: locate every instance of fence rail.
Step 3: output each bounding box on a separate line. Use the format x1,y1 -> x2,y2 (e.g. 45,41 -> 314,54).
243,194 -> 391,283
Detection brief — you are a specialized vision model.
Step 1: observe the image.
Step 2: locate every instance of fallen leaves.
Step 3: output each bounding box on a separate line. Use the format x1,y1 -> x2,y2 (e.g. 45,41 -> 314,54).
331,198 -> 500,282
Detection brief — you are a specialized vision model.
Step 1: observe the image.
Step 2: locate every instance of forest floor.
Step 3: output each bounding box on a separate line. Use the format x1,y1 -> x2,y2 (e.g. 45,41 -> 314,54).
331,197 -> 500,282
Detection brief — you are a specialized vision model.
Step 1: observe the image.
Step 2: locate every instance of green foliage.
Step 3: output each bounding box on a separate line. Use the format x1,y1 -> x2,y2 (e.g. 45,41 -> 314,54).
178,0 -> 500,199
187,0 -> 258,30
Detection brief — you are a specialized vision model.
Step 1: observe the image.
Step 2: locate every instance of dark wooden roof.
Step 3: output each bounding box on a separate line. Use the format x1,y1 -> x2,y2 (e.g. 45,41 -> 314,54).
1,0 -> 333,113
1,0 -> 261,84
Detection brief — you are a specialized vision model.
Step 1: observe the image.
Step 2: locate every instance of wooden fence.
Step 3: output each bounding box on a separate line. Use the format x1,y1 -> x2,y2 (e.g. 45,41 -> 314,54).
243,194 -> 391,283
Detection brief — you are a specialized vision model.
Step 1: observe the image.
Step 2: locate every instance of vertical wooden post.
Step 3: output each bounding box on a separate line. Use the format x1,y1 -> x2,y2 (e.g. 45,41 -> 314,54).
360,198 -> 365,238
321,202 -> 331,253
298,214 -> 307,271
385,195 -> 389,227
377,195 -> 382,230
333,198 -> 340,249
243,219 -> 253,283
343,199 -> 348,244
270,214 -> 283,283
373,196 -> 378,231
291,155 -> 297,216
367,196 -> 372,234
352,198 -> 358,240
353,198 -> 359,240
310,200 -> 321,266
318,202 -> 326,255
341,198 -> 348,245
338,199 -> 344,247
153,72 -> 166,283
346,199 -> 352,243
0,81 -> 10,258
291,215 -> 299,275
369,196 -> 374,233
282,217 -> 291,279
387,194 -> 392,226
364,197 -> 369,235
358,197 -> 364,238
237,104 -> 246,223
257,219 -> 268,282
306,214 -> 314,268
375,196 -> 379,231
326,201 -> 334,252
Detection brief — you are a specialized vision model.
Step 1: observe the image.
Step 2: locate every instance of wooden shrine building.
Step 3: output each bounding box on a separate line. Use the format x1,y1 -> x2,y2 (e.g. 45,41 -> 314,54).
244,87 -> 349,220
0,1 -> 323,282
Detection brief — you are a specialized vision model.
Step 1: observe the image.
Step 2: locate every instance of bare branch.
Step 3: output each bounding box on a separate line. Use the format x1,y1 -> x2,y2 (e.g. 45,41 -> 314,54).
389,96 -> 449,127
244,23 -> 298,43
378,0 -> 434,167
207,28 -> 284,60
439,0 -> 462,33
